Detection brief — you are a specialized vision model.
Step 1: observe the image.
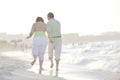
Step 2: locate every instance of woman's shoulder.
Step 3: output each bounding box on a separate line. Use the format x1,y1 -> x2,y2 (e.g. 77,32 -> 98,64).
41,22 -> 47,26
33,22 -> 47,27
37,22 -> 47,25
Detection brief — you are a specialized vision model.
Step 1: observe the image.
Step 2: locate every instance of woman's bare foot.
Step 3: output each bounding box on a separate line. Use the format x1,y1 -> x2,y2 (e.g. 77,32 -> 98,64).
39,69 -> 42,74
31,60 -> 36,65
50,63 -> 54,68
55,69 -> 59,77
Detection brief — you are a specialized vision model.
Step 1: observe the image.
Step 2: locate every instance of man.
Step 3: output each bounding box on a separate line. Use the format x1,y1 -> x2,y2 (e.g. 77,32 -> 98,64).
47,12 -> 62,75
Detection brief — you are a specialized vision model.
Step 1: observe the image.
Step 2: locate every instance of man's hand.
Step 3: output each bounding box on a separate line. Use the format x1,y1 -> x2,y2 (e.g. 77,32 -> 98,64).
48,37 -> 53,43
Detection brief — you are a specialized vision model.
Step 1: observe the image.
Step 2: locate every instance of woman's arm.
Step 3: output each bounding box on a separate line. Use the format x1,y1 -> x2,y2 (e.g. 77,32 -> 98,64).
26,24 -> 35,39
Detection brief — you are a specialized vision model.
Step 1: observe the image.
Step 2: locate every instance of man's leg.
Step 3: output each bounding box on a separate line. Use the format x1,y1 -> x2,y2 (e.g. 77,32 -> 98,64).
49,57 -> 54,68
55,43 -> 61,70
55,38 -> 62,76
55,51 -> 61,77
55,59 -> 60,70
48,42 -> 54,68
55,59 -> 60,77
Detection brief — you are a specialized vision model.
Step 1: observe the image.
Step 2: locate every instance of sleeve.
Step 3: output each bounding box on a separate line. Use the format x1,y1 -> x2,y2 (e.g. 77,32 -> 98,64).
46,22 -> 52,38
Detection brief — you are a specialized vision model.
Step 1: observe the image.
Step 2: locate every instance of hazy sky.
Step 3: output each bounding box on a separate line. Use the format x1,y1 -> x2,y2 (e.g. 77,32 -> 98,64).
0,0 -> 120,35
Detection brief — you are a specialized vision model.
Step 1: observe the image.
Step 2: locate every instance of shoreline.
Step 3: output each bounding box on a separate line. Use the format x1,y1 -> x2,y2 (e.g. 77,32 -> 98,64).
0,50 -> 120,80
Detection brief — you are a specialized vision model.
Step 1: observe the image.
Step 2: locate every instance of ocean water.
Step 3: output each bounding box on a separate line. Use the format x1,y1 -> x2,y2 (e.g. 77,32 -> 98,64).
21,40 -> 120,79
1,40 -> 120,80
61,40 -> 120,73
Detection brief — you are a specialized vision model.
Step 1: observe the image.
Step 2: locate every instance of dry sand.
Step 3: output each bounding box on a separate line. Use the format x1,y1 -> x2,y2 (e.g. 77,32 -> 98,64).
0,50 -> 65,80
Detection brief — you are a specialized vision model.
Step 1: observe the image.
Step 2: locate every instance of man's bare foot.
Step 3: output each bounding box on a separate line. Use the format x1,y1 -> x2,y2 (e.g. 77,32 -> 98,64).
50,68 -> 53,76
56,68 -> 59,71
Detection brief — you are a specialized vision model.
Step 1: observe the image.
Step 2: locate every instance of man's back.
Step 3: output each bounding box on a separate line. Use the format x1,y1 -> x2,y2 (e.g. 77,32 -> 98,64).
47,18 -> 61,37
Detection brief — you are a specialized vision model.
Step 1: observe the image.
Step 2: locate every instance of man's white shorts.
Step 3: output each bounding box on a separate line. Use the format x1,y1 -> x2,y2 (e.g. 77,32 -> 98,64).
48,38 -> 62,60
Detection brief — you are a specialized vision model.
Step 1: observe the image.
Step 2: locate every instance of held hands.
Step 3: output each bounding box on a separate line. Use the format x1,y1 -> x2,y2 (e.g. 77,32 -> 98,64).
26,36 -> 31,39
49,39 -> 53,43
48,37 -> 53,43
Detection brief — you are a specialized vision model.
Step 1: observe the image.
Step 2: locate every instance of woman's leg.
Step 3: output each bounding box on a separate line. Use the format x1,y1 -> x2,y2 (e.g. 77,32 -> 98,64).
31,37 -> 38,65
39,37 -> 47,74
39,60 -> 43,74
31,56 -> 37,65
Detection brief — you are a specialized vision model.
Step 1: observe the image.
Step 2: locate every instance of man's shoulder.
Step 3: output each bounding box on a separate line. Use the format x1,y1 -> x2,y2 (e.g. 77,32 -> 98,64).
47,19 -> 60,25
53,19 -> 60,24
55,19 -> 60,25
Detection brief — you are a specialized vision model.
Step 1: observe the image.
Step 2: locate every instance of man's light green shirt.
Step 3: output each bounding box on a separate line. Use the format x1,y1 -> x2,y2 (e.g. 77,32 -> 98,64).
47,19 -> 61,38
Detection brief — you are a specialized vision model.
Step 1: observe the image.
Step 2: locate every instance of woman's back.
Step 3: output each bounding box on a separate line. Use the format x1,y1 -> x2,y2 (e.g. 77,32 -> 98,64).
33,22 -> 46,32
32,22 -> 47,37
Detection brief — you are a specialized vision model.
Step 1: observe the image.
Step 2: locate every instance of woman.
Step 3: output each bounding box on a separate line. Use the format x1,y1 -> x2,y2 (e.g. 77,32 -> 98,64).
27,17 -> 47,74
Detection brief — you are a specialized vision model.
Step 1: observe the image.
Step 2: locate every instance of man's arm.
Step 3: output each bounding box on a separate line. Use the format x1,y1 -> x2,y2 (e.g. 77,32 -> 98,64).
46,22 -> 53,43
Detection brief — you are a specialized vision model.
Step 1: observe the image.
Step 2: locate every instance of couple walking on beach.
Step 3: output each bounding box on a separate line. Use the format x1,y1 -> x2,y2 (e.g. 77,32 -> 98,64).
27,12 -> 62,75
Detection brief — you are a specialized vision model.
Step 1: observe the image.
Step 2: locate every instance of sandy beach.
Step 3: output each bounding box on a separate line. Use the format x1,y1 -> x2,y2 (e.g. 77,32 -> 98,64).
0,49 -> 66,80
0,45 -> 120,80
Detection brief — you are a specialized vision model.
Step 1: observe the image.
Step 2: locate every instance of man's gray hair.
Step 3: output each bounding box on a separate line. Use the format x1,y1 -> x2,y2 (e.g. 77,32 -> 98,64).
47,12 -> 54,18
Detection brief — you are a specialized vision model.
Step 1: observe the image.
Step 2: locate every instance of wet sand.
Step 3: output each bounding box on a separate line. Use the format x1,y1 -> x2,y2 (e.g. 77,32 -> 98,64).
0,50 -> 120,80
